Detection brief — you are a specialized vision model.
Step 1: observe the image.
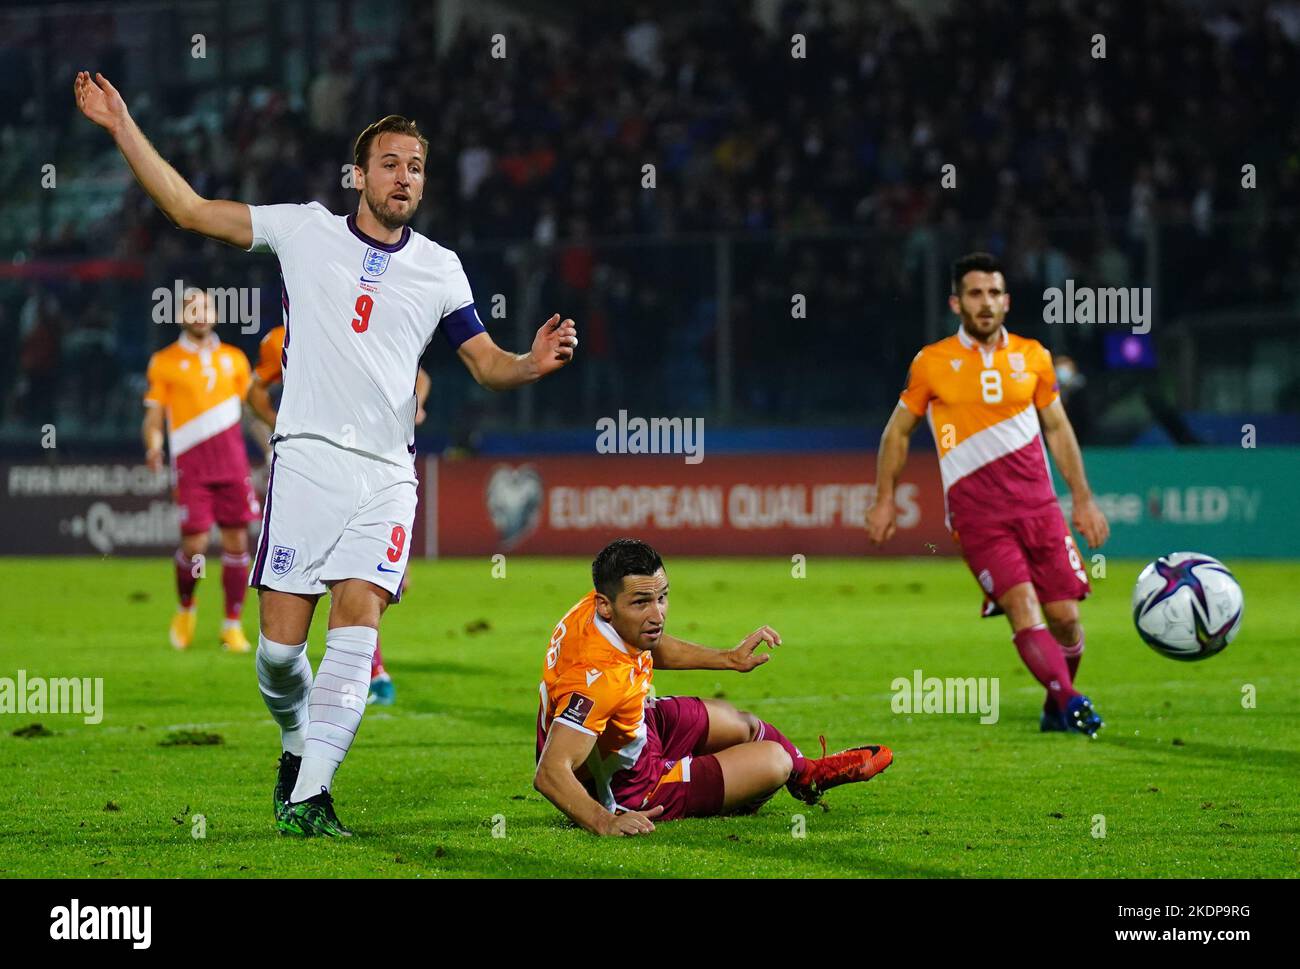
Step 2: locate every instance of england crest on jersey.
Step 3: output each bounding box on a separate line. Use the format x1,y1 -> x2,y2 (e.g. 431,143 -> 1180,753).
362,247 -> 390,277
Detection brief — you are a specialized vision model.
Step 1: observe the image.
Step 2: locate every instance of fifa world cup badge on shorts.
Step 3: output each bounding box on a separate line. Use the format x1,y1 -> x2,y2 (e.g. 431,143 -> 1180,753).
978,568 -> 995,594
362,247 -> 390,278
271,545 -> 296,575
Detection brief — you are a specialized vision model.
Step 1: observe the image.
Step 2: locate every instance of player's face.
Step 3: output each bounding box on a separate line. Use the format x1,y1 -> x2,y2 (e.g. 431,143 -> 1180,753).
604,569 -> 669,651
949,271 -> 1010,342
180,293 -> 217,339
356,133 -> 425,231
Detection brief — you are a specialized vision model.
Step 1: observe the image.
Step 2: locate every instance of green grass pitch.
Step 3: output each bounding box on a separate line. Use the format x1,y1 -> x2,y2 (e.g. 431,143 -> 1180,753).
1,556 -> 1296,878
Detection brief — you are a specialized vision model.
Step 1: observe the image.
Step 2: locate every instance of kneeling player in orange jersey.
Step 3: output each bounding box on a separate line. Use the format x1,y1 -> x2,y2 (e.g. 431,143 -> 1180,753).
535,539 -> 892,836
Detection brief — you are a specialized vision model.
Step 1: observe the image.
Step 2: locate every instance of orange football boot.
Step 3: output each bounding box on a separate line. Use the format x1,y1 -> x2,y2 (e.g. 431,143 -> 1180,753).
787,736 -> 893,804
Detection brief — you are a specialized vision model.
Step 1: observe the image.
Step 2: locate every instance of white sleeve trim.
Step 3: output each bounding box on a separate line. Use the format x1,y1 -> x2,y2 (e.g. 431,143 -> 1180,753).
550,717 -> 597,737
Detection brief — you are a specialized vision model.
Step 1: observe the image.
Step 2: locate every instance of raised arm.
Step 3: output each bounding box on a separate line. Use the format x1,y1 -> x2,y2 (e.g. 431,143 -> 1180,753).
533,724 -> 662,836
74,72 -> 252,249
653,626 -> 781,672
456,314 -> 577,391
866,404 -> 923,544
1037,398 -> 1109,548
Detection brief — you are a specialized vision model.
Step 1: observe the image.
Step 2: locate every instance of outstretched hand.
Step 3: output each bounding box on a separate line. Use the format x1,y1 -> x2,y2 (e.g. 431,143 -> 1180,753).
74,72 -> 129,134
727,625 -> 782,672
530,314 -> 578,376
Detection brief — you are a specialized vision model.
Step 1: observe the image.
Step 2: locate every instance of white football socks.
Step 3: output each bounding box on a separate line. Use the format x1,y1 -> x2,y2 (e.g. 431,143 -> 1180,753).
256,634 -> 312,756
290,626 -> 377,802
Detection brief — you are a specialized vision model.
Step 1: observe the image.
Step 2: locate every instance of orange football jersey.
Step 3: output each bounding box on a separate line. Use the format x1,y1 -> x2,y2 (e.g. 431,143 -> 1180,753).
899,327 -> 1060,528
254,325 -> 285,384
144,333 -> 251,480
536,591 -> 656,811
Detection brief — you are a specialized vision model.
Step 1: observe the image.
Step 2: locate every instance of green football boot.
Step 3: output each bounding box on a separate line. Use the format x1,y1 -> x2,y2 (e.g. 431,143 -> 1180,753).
277,787 -> 353,837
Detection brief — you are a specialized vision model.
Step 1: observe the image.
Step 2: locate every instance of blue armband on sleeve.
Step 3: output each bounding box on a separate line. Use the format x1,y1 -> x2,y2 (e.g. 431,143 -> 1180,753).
439,304 -> 486,349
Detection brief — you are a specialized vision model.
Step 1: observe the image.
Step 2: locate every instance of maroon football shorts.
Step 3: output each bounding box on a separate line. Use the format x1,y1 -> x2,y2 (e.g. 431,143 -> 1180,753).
953,508 -> 1090,606
620,696 -> 725,821
176,475 -> 260,536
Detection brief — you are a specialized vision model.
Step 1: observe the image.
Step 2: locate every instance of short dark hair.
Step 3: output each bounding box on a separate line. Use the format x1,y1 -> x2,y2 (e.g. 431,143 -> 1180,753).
353,115 -> 429,171
592,539 -> 664,599
951,252 -> 1004,294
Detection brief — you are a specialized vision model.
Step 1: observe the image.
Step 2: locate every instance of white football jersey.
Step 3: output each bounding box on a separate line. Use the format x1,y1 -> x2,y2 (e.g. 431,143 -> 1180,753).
247,202 -> 485,465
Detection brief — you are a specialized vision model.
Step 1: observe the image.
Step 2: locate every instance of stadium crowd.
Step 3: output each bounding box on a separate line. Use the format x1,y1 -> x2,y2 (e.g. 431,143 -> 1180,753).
3,0 -> 1299,434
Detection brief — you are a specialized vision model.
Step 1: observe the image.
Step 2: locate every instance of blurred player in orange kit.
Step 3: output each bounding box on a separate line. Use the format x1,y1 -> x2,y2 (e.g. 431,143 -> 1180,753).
534,539 -> 892,835
143,290 -> 259,652
866,252 -> 1110,735
247,323 -> 431,704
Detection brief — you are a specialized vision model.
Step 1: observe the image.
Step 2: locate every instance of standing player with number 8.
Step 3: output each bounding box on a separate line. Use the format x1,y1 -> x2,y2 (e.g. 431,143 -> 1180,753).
76,72 -> 579,835
865,253 -> 1110,736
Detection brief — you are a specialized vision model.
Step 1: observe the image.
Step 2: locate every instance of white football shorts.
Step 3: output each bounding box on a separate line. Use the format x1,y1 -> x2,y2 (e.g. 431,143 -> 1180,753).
249,434 -> 416,600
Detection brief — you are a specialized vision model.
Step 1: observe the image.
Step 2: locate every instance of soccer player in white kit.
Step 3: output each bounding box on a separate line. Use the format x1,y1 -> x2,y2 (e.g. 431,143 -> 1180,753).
76,72 -> 579,836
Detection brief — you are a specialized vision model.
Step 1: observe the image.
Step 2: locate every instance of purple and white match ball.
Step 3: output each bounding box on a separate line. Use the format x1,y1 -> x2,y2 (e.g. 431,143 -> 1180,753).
1132,552 -> 1244,661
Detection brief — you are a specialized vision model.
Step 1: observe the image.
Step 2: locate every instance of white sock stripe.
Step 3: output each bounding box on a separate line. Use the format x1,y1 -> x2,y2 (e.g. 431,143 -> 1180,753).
304,737 -> 350,755
323,645 -> 374,661
312,667 -> 364,680
221,552 -> 250,565
307,712 -> 358,732
325,626 -> 379,643
311,677 -> 367,697
311,683 -> 365,697
319,657 -> 370,675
